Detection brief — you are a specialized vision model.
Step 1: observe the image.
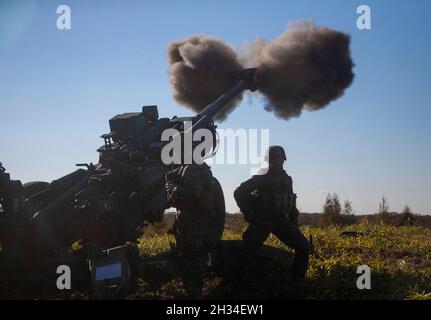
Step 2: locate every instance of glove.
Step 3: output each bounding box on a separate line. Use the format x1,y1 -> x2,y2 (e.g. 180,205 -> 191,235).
165,182 -> 177,207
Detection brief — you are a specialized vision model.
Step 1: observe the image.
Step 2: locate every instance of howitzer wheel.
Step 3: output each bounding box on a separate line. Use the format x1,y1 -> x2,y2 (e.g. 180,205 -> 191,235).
204,177 -> 225,249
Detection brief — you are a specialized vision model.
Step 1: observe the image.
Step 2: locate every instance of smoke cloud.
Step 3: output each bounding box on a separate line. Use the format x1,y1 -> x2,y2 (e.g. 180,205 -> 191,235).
167,21 -> 354,121
168,35 -> 243,121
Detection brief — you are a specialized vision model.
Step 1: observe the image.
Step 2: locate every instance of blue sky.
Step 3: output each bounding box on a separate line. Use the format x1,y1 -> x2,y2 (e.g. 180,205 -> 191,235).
1,0 -> 430,214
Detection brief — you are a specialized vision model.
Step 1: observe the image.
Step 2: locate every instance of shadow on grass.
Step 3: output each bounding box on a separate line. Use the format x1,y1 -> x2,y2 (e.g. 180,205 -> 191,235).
207,256 -> 431,300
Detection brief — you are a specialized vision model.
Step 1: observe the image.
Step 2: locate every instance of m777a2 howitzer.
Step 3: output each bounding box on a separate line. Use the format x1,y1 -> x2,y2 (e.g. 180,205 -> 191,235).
0,68 -> 270,298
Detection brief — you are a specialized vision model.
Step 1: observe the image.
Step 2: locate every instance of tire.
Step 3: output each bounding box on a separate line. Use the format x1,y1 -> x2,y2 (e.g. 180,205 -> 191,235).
204,177 -> 226,249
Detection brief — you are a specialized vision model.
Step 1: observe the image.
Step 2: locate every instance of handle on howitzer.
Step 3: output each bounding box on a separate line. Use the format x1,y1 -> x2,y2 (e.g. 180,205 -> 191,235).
76,163 -> 96,171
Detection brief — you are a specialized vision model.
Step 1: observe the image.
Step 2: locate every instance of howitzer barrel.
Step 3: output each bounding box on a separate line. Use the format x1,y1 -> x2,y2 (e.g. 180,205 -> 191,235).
198,79 -> 248,120
193,68 -> 258,130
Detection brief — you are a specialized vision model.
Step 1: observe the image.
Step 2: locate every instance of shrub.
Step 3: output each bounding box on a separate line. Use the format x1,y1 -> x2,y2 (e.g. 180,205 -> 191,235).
399,205 -> 414,226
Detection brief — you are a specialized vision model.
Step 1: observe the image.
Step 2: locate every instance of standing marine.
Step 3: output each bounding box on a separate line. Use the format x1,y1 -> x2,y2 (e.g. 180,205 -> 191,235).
234,145 -> 310,279
165,159 -> 214,298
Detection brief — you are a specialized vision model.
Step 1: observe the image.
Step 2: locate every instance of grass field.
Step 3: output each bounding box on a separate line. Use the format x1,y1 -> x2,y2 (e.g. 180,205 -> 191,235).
131,220 -> 431,300
1,216 -> 430,300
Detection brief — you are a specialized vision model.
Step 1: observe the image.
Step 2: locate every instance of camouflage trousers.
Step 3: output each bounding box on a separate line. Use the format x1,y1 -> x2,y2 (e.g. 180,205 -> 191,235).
175,210 -> 208,298
242,218 -> 310,278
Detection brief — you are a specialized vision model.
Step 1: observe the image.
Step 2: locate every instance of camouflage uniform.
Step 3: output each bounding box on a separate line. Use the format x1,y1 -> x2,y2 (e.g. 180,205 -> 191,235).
234,167 -> 309,278
166,163 -> 213,298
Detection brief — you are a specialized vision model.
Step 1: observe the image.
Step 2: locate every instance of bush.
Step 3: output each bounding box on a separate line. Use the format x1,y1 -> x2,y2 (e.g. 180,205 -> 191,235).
399,205 -> 414,226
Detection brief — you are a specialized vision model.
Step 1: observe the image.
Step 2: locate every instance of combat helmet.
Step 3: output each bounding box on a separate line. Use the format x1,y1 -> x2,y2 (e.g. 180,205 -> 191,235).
264,145 -> 287,162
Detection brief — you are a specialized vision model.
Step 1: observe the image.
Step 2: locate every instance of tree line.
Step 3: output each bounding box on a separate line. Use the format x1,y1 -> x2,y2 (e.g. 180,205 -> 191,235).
322,194 -> 415,226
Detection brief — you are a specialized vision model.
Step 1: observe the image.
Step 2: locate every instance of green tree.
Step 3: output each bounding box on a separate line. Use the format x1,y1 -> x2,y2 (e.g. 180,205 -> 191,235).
378,195 -> 390,224
343,199 -> 354,215
341,199 -> 357,225
323,193 -> 342,225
